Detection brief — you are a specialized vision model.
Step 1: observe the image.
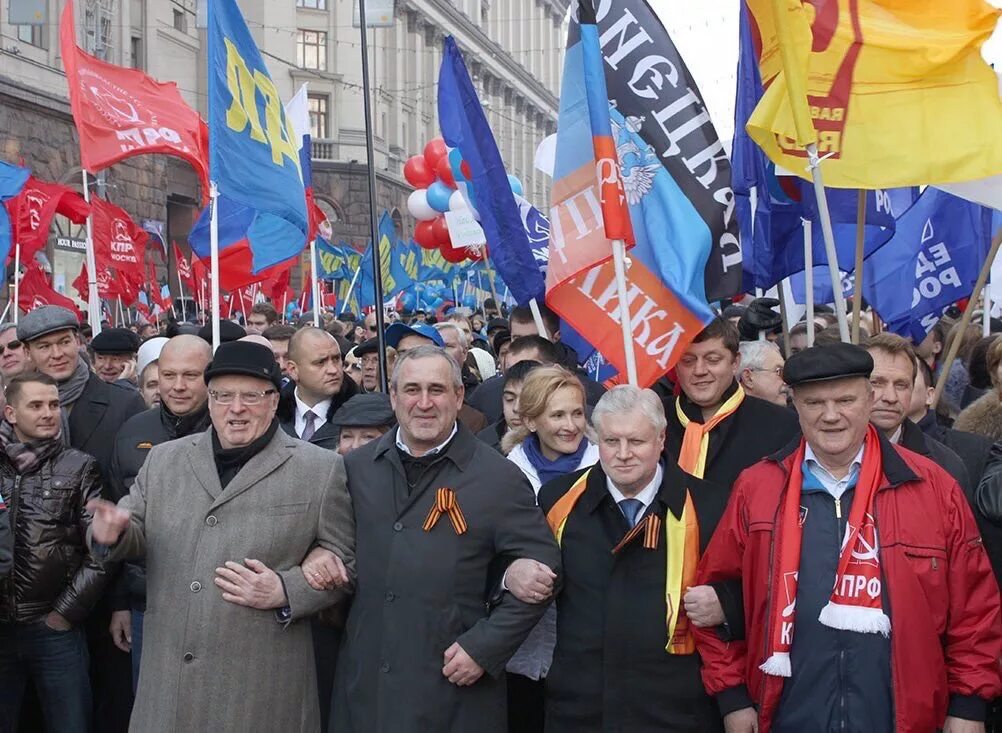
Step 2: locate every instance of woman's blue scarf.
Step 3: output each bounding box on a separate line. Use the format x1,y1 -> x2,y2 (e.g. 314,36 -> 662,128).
522,432 -> 589,486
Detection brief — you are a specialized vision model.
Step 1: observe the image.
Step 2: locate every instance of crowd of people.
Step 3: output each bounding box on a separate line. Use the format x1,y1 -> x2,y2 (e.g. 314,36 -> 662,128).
1,294 -> 1002,733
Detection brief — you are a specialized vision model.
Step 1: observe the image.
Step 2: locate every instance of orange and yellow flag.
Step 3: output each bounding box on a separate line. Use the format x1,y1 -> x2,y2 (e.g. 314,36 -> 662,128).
746,0 -> 1002,189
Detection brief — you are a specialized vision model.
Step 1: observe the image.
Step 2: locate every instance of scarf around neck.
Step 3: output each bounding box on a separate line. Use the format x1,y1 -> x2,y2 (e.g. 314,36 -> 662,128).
760,425 -> 889,678
675,382 -> 745,478
0,419 -> 64,475
56,359 -> 91,446
522,431 -> 589,486
211,418 -> 279,489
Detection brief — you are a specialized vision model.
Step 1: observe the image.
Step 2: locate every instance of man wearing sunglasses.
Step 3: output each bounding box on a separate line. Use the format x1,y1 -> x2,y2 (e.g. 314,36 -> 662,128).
0,324 -> 29,383
88,340 -> 355,731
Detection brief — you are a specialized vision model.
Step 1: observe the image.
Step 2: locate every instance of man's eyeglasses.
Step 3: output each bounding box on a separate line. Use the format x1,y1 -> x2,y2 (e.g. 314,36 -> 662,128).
0,340 -> 22,355
750,366 -> 784,376
208,389 -> 276,405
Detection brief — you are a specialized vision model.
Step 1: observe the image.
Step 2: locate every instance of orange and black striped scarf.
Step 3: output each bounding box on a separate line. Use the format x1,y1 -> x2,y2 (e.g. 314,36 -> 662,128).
545,468 -> 700,654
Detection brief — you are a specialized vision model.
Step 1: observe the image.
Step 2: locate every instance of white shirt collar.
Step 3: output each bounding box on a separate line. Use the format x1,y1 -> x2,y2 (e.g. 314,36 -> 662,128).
294,388 -> 332,437
888,425 -> 903,445
606,463 -> 663,510
804,442 -> 865,498
395,422 -> 459,457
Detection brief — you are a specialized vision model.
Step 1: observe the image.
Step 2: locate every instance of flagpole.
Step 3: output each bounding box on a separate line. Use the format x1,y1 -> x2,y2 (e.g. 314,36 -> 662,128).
484,260 -> 501,312
0,299 -> 12,325
804,218 -> 814,347
357,0 -> 388,392
528,298 -> 549,339
339,266 -> 362,316
310,239 -> 321,327
81,170 -> 102,334
612,239 -> 639,386
177,269 -> 187,322
851,190 -> 865,343
806,145 -> 850,342
932,227 -> 1002,410
984,283 -> 992,337
12,241 -> 20,325
209,181 -> 221,351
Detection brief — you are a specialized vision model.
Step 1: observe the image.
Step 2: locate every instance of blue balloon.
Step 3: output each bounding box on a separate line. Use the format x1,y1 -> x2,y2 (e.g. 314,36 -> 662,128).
427,182 -> 453,213
507,174 -> 523,197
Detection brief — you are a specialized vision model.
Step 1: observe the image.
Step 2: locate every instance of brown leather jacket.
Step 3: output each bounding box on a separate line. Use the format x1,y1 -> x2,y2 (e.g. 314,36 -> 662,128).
0,448 -> 110,625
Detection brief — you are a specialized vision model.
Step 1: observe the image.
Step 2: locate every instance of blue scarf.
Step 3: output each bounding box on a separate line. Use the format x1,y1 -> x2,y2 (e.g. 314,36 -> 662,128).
522,432 -> 590,486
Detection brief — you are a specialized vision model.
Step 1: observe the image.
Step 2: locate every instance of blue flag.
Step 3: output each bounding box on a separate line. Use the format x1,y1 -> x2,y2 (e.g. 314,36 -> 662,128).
863,188 -> 992,341
0,161 -> 29,265
438,36 -> 544,306
190,0 -> 307,273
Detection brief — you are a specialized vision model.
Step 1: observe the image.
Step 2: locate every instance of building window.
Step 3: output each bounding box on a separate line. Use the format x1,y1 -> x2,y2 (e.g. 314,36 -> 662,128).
172,9 -> 187,33
130,35 -> 144,70
308,95 -> 329,138
16,24 -> 46,49
297,29 -> 327,70
297,0 -> 327,8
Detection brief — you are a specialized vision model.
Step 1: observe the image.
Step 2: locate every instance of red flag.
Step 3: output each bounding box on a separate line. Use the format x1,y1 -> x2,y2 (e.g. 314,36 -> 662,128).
265,266 -> 295,309
90,196 -> 147,275
173,240 -> 194,289
195,245 -> 295,292
135,301 -> 151,320
60,0 -> 208,192
191,257 -> 208,310
20,263 -> 83,316
73,263 -> 120,300
5,177 -> 89,261
117,269 -> 143,306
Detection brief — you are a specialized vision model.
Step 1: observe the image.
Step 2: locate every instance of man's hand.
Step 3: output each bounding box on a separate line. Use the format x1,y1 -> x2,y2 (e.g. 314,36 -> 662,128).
214,559 -> 286,610
109,610 -> 132,652
943,718 -> 985,733
442,642 -> 484,686
504,558 -> 556,604
723,707 -> 758,733
118,359 -> 137,384
87,499 -> 131,545
301,547 -> 350,591
683,585 -> 725,628
44,610 -> 72,632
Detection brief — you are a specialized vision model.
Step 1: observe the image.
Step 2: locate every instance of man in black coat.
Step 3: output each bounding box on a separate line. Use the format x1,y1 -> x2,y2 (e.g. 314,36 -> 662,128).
107,334 -> 213,689
18,306 -> 146,733
664,318 -> 800,491
538,386 -> 726,732
277,327 -> 359,451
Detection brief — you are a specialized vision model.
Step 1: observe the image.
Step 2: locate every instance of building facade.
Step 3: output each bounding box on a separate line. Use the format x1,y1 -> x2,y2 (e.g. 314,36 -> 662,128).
0,0 -> 565,308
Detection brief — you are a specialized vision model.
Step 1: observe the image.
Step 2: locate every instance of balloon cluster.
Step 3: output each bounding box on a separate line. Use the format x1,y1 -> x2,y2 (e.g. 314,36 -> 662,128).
404,138 -> 523,264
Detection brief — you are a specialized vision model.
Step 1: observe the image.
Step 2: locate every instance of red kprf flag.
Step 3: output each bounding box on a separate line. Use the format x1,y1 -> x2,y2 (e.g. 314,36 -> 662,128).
4,176 -> 90,261
89,196 -> 148,275
20,262 -> 83,316
174,240 -> 194,289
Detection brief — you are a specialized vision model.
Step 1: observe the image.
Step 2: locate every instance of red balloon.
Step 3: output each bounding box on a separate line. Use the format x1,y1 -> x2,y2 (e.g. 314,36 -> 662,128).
404,155 -> 436,188
466,247 -> 484,262
440,244 -> 468,263
424,138 -> 448,169
431,216 -> 451,246
435,156 -> 456,188
414,221 -> 438,249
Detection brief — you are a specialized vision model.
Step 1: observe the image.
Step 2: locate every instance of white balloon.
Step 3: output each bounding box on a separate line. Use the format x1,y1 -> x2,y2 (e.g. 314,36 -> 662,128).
407,189 -> 437,221
449,190 -> 470,212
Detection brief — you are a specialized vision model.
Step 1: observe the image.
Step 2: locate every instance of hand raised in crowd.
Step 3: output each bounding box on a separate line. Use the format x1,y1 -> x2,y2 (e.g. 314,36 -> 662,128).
118,359 -> 137,383
301,546 -> 350,591
683,585 -> 725,628
44,610 -> 72,632
943,718 -> 986,733
442,642 -> 484,686
87,498 -> 132,545
109,610 -> 132,652
214,559 -> 286,610
723,707 -> 759,733
504,558 -> 556,604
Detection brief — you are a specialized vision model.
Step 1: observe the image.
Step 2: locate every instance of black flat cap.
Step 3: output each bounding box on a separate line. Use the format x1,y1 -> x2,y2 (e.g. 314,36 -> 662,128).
90,327 -> 141,355
354,336 -> 380,357
330,393 -> 395,429
783,343 -> 873,386
487,317 -> 509,333
17,305 -> 79,343
198,320 -> 246,344
203,341 -> 282,389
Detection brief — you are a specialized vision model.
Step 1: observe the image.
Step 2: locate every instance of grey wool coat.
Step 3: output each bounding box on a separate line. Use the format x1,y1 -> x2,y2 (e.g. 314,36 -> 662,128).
92,427 -> 355,732
333,425 -> 561,732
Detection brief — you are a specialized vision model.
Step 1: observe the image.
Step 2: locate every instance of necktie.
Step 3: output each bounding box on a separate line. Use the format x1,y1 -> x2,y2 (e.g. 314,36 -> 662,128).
301,410 -> 317,441
619,498 -> 644,527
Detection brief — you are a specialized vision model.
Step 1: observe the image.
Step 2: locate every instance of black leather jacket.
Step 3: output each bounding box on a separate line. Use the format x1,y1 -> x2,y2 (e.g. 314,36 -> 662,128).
0,449 -> 109,625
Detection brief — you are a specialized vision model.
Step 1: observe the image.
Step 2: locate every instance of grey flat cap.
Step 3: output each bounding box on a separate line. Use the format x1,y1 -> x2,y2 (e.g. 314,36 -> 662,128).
17,305 -> 80,343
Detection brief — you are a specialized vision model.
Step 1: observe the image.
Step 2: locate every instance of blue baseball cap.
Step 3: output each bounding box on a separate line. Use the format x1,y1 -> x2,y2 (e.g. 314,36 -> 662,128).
385,322 -> 444,349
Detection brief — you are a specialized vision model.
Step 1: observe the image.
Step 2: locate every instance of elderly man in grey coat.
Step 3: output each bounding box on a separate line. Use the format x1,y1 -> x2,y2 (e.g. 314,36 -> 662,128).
321,344 -> 560,732
87,341 -> 355,732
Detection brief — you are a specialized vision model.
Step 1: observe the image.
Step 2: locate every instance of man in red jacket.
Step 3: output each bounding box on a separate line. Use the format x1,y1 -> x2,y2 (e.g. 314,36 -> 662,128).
694,343 -> 1002,733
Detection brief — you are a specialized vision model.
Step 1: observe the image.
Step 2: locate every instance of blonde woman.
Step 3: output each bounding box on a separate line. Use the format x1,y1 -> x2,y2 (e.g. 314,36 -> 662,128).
501,365 -> 598,733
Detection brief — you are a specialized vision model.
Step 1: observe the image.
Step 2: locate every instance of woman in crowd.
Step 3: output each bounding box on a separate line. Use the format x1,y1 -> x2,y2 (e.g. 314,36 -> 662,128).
501,365 -> 599,733
956,337 -> 1002,441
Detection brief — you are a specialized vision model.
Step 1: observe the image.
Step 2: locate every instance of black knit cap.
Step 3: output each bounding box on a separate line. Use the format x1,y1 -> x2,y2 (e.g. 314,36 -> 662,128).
354,336 -> 380,357
203,341 -> 282,389
90,327 -> 141,355
198,320 -> 246,344
783,343 -> 874,386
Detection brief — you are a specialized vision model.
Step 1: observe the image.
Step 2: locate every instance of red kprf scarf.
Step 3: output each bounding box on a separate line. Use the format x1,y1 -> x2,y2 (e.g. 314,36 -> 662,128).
760,425 -> 890,677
